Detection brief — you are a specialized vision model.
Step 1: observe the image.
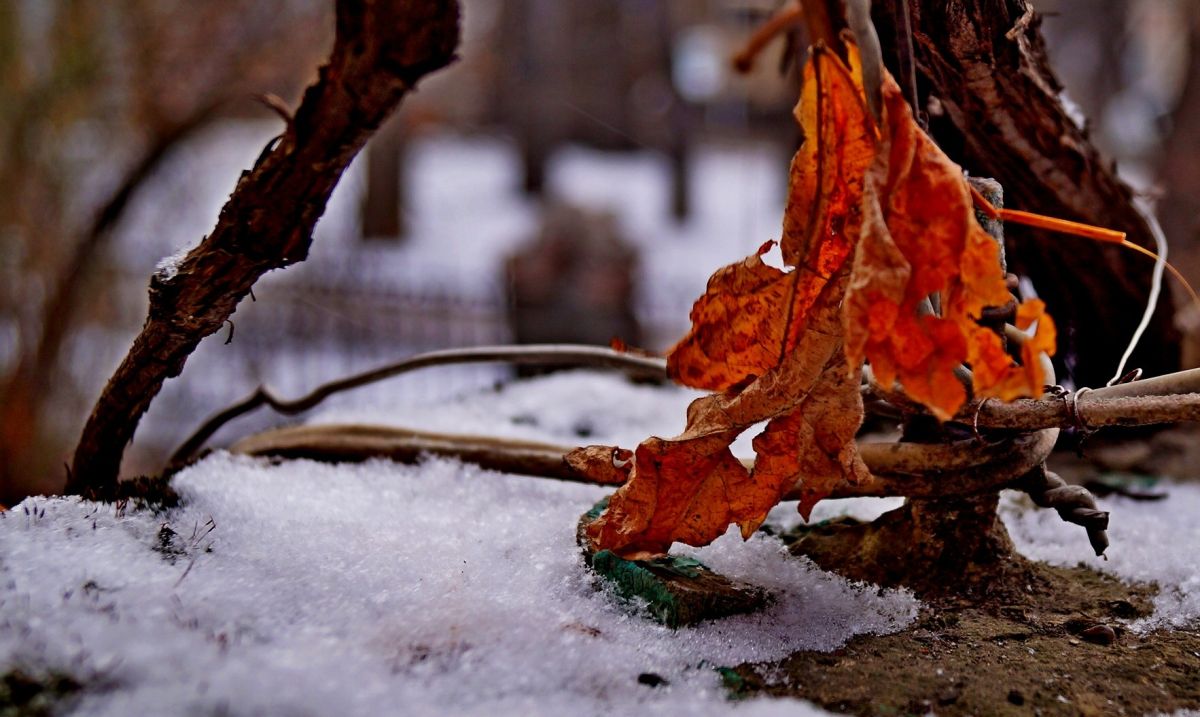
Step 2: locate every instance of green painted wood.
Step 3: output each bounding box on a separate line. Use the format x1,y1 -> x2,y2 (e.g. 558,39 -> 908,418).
577,498 -> 768,628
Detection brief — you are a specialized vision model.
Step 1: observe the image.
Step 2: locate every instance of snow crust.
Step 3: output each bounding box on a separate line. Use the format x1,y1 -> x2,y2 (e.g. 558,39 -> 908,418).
5,371 -> 1199,715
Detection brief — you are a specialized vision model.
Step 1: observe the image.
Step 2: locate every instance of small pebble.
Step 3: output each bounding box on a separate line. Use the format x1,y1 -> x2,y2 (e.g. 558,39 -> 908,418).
1080,624 -> 1117,646
637,672 -> 668,688
937,685 -> 961,705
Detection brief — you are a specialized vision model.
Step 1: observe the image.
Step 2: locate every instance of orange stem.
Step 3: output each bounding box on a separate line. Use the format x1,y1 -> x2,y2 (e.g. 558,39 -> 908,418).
968,184 -> 1200,309
996,208 -> 1126,244
1120,239 -> 1200,309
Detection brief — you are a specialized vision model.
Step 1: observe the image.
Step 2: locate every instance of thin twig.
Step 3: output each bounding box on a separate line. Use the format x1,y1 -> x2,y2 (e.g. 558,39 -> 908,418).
254,93 -> 294,126
799,0 -> 845,58
732,2 -> 804,74
168,344 -> 667,469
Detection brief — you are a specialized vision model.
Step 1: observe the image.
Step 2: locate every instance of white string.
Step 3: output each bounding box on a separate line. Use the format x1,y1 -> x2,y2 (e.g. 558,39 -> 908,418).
1108,198 -> 1168,386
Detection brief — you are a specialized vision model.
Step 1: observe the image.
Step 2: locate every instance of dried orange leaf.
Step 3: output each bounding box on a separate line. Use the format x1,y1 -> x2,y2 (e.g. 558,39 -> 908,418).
846,72 -> 1053,419
667,242 -> 792,391
582,46 -> 874,556
578,37 -> 1059,557
564,445 -> 633,486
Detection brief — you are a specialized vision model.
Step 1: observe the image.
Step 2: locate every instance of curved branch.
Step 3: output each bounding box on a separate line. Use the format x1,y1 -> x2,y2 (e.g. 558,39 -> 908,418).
168,344 -> 666,468
227,422 -> 1058,500
1014,464 -> 1109,556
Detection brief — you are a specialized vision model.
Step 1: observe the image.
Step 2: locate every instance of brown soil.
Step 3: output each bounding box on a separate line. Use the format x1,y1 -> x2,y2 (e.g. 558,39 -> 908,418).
723,563 -> 1200,716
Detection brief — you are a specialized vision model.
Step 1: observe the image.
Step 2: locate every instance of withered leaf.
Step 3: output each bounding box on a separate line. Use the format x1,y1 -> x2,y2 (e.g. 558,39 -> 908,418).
577,38 -> 1057,558
583,46 -> 873,557
845,71 -> 1054,419
564,445 -> 633,486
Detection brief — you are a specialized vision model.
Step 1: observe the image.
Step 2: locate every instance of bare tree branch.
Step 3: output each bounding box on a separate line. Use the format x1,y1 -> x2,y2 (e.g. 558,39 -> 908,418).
964,392 -> 1200,431
67,0 -> 461,499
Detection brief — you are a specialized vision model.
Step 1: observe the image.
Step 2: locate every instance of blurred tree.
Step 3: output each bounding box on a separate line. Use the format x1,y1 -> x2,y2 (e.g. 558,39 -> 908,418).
498,0 -> 690,217
1160,4 -> 1200,290
1158,3 -> 1200,366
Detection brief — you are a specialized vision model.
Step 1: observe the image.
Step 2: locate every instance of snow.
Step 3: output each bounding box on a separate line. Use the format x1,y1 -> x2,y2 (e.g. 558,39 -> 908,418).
6,370 -> 1200,713
1001,484 -> 1200,631
0,462 -> 907,717
152,246 -> 189,281
2,371 -> 917,717
311,369 -> 697,449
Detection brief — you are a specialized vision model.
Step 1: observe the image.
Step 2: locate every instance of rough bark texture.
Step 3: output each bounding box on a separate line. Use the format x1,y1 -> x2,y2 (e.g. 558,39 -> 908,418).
873,0 -> 1180,388
784,494 -> 1031,600
67,0 -> 461,498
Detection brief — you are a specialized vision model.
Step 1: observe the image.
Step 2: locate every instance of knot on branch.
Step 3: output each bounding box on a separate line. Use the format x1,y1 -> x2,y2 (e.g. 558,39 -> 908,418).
1016,464 -> 1109,556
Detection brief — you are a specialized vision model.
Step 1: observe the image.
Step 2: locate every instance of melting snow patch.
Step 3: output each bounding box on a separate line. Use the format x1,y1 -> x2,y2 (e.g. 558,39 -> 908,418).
153,244 -> 193,281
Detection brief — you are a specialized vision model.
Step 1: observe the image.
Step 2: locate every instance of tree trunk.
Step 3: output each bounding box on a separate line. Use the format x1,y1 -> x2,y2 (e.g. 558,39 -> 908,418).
67,0 -> 461,499
873,0 -> 1180,388
1158,4 -> 1200,365
361,114 -> 406,239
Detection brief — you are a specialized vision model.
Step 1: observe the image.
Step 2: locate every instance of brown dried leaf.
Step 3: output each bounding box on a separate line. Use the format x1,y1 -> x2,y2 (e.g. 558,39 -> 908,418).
845,72 -> 1054,419
564,445 -> 633,486
583,47 -> 874,557
578,38 -> 1058,558
666,241 -> 794,391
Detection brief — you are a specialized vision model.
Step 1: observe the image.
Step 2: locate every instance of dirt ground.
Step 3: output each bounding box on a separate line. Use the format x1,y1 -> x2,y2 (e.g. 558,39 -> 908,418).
726,531 -> 1200,715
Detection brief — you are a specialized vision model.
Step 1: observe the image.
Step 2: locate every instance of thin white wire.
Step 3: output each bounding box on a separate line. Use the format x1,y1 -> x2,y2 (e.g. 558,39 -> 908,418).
1108,198 -> 1168,386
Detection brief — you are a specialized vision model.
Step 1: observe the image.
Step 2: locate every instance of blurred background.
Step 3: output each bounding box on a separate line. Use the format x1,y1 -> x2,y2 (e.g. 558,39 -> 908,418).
1,0 -> 1198,503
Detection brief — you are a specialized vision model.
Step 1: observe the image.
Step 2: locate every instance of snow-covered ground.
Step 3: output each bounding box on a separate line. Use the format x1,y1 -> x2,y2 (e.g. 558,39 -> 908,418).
4,371 -> 1200,716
